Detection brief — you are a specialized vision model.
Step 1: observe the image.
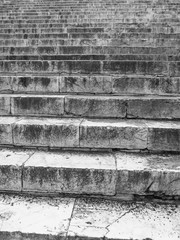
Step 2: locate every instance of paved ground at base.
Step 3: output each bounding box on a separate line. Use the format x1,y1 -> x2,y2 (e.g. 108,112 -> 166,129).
0,194 -> 179,240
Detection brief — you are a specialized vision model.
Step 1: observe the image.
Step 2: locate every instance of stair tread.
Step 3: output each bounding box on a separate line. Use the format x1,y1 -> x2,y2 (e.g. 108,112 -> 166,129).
0,193 -> 178,239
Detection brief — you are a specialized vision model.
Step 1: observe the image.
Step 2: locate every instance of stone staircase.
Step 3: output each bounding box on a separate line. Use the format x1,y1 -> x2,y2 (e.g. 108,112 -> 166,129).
0,0 -> 180,239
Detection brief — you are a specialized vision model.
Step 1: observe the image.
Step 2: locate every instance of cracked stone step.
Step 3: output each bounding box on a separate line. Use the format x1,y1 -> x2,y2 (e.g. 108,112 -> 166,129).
1,116 -> 180,151
0,194 -> 179,240
1,75 -> 180,96
0,148 -> 180,196
2,94 -> 180,120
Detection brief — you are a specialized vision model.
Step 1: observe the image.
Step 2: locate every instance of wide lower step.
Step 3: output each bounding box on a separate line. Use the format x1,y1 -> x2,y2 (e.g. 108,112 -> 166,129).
0,148 -> 180,197
1,75 -> 180,96
1,116 -> 180,151
0,194 -> 178,240
2,94 -> 180,120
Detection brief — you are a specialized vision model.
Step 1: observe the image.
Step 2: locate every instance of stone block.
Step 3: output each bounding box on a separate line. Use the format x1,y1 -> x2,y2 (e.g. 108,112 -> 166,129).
12,76 -> 59,93
65,96 -> 126,118
13,118 -> 81,148
0,95 -> 11,115
127,97 -> 180,119
23,151 -> 116,195
147,121 -> 180,151
80,120 -> 148,149
0,117 -> 18,145
0,149 -> 33,191
116,152 -> 180,195
60,76 -> 112,94
11,95 -> 64,116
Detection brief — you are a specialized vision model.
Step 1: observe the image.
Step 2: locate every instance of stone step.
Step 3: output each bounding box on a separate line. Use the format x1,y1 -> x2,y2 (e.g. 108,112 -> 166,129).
1,60 -> 176,76
1,116 -> 180,151
1,94 -> 180,120
0,148 -> 180,198
1,75 -> 180,96
0,194 -> 178,240
0,38 -> 179,47
0,46 -> 178,55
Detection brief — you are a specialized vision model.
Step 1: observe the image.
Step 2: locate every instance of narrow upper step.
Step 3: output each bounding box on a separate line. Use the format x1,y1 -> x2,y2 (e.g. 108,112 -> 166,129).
0,194 -> 178,240
1,116 -> 180,151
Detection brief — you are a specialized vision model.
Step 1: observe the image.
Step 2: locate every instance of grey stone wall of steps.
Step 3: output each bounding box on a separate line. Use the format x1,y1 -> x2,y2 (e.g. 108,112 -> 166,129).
0,0 -> 180,206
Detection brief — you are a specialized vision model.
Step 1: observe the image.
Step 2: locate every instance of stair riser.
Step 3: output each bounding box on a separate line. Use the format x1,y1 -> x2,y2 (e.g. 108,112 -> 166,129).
0,61 -> 174,76
1,76 -> 180,95
0,117 -> 180,151
1,95 -> 180,120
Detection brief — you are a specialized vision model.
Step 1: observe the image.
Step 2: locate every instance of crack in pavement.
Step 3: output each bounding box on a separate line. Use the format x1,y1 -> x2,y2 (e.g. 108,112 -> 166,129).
104,205 -> 139,237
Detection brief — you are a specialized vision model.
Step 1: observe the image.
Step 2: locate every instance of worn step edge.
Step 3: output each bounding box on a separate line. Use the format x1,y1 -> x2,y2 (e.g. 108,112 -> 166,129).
0,148 -> 180,197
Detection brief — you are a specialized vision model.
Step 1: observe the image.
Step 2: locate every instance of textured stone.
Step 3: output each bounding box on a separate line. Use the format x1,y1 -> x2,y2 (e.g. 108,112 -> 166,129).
13,118 -> 81,148
60,76 -> 112,94
0,95 -> 11,115
0,117 -> 19,145
116,152 -> 180,196
12,76 -> 59,93
68,198 -> 180,240
127,96 -> 180,119
0,194 -> 74,239
65,96 -> 126,118
11,95 -> 64,116
80,119 -> 148,149
0,149 -> 33,191
23,151 -> 116,195
147,121 -> 180,151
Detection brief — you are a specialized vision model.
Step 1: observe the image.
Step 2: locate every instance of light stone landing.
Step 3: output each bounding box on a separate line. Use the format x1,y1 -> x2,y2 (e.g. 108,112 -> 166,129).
0,194 -> 179,240
0,194 -> 75,239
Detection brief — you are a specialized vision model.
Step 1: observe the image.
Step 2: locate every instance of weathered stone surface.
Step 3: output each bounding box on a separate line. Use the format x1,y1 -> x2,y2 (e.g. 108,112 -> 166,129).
0,95 -> 11,115
0,194 -> 74,239
68,198 -> 180,240
0,76 -> 12,93
112,76 -> 180,95
23,151 -> 116,195
0,149 -> 33,190
13,118 -> 81,147
60,76 -> 112,94
65,96 -> 126,118
11,95 -> 64,116
127,96 -> 180,119
80,119 -> 148,149
147,121 -> 180,151
12,76 -> 59,93
116,152 -> 180,196
0,117 -> 19,145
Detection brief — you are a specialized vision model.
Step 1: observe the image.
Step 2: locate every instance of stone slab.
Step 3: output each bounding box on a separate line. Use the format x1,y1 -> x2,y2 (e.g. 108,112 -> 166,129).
68,198 -> 180,240
65,95 -> 126,118
13,117 -> 81,148
0,117 -> 20,145
11,94 -> 64,116
80,119 -> 148,149
0,194 -> 75,239
116,152 -> 180,196
23,151 -> 116,195
0,148 -> 33,190
146,121 -> 180,151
